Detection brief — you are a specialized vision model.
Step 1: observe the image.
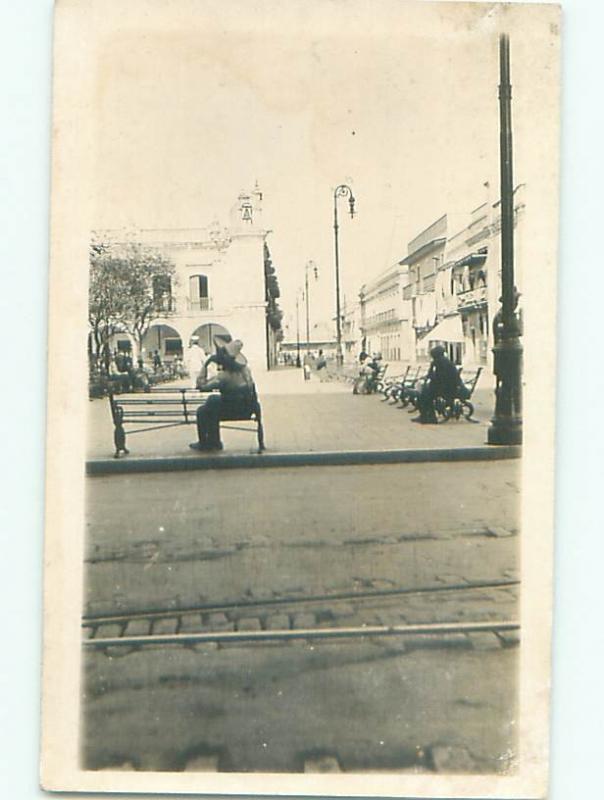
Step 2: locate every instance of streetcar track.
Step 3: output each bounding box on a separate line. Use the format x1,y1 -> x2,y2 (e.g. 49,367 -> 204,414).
84,620 -> 520,649
83,577 -> 519,625
83,578 -> 519,650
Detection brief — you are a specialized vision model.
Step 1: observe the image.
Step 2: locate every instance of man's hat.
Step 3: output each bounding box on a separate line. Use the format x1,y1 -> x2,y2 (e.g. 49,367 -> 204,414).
214,335 -> 247,366
430,345 -> 446,358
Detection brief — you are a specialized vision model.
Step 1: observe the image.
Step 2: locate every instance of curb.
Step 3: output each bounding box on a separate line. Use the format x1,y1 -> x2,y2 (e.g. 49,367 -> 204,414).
86,445 -> 521,476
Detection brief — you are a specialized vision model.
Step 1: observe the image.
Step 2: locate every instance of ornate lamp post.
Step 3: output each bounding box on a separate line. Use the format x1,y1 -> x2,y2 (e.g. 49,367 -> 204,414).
304,260 -> 318,354
487,33 -> 523,445
333,184 -> 356,366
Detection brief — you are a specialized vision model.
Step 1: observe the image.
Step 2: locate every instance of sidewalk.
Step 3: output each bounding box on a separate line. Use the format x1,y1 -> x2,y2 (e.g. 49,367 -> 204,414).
87,367 -> 505,464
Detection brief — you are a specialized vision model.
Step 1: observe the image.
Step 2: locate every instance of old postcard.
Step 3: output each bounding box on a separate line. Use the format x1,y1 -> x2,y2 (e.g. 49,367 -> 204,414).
41,0 -> 559,796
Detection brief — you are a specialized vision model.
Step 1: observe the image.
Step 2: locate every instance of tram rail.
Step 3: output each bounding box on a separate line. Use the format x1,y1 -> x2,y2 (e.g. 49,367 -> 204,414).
83,577 -> 520,650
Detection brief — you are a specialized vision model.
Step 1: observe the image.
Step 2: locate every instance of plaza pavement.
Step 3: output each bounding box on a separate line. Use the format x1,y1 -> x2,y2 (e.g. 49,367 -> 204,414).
86,365 -> 502,463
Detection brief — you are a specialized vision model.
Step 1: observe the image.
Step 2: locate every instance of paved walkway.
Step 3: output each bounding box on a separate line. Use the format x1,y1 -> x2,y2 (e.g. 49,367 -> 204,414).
87,367 -> 497,461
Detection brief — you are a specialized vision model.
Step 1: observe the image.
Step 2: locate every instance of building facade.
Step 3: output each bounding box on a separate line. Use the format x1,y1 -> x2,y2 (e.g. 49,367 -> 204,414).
98,187 -> 279,373
400,214 -> 448,362
352,185 -> 526,369
358,264 -> 411,363
340,300 -> 363,362
427,184 -> 526,366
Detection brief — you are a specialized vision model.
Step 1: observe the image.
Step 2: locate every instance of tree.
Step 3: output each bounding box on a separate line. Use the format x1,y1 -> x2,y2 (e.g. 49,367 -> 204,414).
263,242 -> 284,367
89,237 -> 176,371
264,243 -> 283,334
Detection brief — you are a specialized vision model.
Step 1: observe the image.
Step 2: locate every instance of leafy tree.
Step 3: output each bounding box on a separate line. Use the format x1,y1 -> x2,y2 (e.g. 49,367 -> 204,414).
89,237 -> 176,371
264,243 -> 283,334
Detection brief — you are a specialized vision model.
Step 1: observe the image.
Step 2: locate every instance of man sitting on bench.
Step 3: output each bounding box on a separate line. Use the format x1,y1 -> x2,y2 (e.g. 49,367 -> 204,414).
190,336 -> 257,452
412,345 -> 462,425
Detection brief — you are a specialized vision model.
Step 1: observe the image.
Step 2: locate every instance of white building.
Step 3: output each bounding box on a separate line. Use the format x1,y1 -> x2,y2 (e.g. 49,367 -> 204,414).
399,215 -> 448,362
359,264 -> 411,363
99,187 -> 276,373
340,300 -> 363,362
354,184 -> 526,369
428,184 -> 526,367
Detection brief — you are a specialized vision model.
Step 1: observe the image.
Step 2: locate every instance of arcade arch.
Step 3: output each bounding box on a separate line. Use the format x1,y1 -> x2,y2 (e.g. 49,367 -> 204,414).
142,323 -> 183,363
190,323 -> 231,353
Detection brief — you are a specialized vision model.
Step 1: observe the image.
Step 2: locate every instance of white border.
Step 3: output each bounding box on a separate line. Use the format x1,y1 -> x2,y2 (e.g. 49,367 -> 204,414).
2,0 -> 603,798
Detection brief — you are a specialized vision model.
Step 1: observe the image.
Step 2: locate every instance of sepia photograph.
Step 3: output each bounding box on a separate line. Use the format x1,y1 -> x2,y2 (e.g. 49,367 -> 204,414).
41,0 -> 559,796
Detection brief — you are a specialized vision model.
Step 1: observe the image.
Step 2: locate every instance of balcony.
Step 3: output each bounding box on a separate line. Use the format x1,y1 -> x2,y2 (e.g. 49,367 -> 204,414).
186,297 -> 213,312
457,285 -> 487,310
422,272 -> 436,292
154,296 -> 177,314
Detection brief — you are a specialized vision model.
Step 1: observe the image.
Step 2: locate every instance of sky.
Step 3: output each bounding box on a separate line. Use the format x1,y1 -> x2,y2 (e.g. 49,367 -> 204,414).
91,1 -> 558,338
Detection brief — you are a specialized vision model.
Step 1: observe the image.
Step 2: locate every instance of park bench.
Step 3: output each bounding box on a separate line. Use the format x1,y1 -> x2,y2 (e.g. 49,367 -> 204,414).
404,366 -> 483,421
434,366 -> 483,422
108,386 -> 265,458
380,366 -> 411,402
372,363 -> 389,393
390,366 -> 425,406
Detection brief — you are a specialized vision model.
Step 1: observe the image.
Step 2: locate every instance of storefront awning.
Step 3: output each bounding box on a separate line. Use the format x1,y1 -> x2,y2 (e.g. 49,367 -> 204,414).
427,315 -> 464,343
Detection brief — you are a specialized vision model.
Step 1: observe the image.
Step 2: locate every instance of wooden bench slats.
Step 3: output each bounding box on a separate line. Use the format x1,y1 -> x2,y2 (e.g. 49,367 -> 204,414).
108,387 -> 264,458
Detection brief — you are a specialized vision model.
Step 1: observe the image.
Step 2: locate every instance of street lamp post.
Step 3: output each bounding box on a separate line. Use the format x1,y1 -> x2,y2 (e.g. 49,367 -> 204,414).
295,292 -> 302,368
487,33 -> 523,445
333,184 -> 356,366
304,260 -> 318,354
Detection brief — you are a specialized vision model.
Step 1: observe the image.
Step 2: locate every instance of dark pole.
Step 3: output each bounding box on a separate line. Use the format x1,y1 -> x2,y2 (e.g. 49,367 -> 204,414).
333,184 -> 355,367
487,34 -> 523,446
295,294 -> 301,368
305,265 -> 310,354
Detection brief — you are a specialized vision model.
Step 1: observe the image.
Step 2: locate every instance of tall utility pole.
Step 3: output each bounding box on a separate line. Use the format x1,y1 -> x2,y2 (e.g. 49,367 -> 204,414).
295,292 -> 301,368
304,260 -> 318,354
487,33 -> 523,446
333,185 -> 356,366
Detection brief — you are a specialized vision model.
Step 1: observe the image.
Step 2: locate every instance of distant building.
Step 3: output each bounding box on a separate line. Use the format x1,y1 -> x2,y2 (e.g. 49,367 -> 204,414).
358,264 -> 411,363
428,184 -> 526,366
399,214 -> 448,362
280,321 -> 338,363
340,300 -> 363,362
355,184 -> 526,368
96,186 -> 281,372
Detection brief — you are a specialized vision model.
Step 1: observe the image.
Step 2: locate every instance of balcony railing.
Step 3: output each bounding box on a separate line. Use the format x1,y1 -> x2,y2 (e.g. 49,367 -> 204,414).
457,285 -> 487,309
186,297 -> 213,311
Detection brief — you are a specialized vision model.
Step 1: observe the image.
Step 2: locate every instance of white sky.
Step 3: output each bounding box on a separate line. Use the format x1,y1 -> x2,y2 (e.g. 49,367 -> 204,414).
92,1 -> 558,337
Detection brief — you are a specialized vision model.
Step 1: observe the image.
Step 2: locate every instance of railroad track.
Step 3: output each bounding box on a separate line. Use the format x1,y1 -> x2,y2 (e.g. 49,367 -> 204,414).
83,578 -> 520,650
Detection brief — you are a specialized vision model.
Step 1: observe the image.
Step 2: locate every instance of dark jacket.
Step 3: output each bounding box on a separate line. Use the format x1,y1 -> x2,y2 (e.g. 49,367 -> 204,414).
428,356 -> 461,398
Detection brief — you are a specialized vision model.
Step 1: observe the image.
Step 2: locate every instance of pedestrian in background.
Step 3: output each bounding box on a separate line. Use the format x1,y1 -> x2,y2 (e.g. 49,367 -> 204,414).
186,337 -> 207,387
303,352 -> 312,381
315,349 -> 328,382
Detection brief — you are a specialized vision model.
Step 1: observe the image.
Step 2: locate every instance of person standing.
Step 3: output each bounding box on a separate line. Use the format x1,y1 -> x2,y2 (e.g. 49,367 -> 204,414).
315,348 -> 328,382
186,337 -> 207,387
302,351 -> 313,381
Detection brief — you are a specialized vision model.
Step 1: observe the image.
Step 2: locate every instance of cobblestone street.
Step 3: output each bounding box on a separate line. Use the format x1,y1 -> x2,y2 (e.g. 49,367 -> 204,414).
83,459 -> 520,773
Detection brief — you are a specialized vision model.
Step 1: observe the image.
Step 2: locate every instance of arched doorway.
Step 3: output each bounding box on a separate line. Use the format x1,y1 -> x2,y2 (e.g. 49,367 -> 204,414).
142,324 -> 183,364
190,323 -> 231,353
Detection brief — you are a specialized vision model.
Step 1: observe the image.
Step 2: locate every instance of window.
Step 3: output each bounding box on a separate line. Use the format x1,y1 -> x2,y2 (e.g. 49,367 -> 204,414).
153,275 -> 173,311
165,338 -> 183,355
189,274 -> 210,310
